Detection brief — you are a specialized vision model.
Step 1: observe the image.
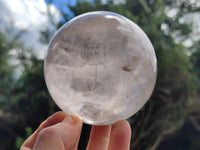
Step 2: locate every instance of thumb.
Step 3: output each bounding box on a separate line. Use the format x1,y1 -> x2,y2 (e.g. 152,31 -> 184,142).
21,112 -> 82,150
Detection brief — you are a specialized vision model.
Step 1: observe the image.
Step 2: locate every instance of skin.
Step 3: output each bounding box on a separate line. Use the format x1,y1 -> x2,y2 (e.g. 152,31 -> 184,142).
21,111 -> 131,150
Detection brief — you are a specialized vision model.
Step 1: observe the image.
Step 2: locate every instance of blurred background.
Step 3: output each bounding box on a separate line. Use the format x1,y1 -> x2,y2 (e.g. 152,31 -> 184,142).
0,0 -> 200,150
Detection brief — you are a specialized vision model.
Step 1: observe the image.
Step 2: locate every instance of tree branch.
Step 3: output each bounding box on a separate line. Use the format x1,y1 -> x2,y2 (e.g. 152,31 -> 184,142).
190,116 -> 200,132
148,126 -> 177,150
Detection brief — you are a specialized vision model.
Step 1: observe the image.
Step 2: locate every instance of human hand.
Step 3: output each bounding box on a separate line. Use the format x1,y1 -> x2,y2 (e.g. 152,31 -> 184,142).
21,111 -> 131,150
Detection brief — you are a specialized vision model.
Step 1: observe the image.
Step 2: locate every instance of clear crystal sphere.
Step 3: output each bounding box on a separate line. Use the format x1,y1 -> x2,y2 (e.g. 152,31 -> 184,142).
44,11 -> 157,125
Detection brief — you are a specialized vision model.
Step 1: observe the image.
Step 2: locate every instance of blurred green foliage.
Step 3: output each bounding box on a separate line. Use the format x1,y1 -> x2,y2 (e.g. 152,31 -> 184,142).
0,0 -> 200,150
15,126 -> 32,149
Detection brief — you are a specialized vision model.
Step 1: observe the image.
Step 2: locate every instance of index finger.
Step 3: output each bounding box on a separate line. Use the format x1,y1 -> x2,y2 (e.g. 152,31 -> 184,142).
21,111 -> 68,149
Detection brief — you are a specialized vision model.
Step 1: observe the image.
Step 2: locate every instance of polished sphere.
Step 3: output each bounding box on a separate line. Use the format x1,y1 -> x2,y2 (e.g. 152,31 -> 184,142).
44,11 -> 157,125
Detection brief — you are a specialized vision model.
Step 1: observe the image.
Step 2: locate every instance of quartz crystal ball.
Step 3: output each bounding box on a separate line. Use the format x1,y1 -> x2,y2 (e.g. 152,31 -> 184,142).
44,11 -> 157,125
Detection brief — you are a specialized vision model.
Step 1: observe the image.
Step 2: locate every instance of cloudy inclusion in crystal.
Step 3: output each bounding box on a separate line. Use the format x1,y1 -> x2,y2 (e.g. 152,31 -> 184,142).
44,11 -> 157,125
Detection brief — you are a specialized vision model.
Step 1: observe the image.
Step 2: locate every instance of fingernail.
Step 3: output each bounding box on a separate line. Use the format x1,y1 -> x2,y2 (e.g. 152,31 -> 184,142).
63,116 -> 74,125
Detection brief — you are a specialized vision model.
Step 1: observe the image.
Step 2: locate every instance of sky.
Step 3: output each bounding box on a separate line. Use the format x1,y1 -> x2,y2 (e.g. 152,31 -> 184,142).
0,0 -> 62,59
0,0 -> 101,58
